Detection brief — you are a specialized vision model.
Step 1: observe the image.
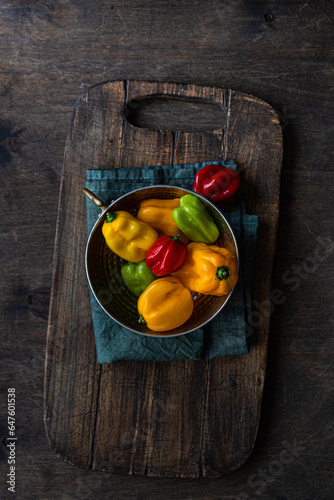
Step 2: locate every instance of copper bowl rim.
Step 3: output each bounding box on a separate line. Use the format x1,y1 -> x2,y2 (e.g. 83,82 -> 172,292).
85,185 -> 239,338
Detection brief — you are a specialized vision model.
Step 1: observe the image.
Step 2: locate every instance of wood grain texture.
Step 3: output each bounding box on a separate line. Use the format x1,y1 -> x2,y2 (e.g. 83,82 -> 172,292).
1,0 -> 334,498
44,80 -> 282,478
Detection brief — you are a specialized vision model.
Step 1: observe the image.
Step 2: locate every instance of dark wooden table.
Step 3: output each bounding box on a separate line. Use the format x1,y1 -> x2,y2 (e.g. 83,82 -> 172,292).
1,1 -> 333,499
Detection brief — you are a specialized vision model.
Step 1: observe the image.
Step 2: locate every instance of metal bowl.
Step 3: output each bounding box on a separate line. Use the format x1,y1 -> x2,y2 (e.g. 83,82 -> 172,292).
84,185 -> 238,337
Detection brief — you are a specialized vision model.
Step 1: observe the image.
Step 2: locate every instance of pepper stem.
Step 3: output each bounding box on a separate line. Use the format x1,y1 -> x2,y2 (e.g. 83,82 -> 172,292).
138,314 -> 146,325
170,235 -> 180,242
106,212 -> 117,223
216,265 -> 230,280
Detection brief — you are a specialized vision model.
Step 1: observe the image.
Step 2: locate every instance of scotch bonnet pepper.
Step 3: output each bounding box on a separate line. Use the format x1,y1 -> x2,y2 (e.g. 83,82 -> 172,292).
102,211 -> 158,262
146,234 -> 188,276
194,164 -> 240,207
172,194 -> 219,244
121,260 -> 157,297
173,242 -> 238,296
137,276 -> 193,332
136,198 -> 189,244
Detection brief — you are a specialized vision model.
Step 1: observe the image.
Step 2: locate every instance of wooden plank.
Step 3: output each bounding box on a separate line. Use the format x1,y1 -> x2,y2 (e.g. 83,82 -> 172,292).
44,81 -> 126,468
199,91 -> 283,476
1,0 -> 333,496
44,80 -> 282,477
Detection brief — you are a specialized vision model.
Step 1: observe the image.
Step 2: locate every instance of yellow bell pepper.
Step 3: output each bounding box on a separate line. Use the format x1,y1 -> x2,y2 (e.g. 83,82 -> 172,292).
136,198 -> 189,244
173,242 -> 238,296
102,211 -> 158,262
137,276 -> 194,331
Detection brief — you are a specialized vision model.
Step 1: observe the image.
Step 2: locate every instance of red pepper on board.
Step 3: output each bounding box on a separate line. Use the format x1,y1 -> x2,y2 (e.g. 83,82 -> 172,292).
145,235 -> 188,276
194,164 -> 240,207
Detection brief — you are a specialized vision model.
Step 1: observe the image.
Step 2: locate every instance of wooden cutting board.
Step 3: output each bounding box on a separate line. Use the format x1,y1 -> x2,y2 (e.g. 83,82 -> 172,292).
44,80 -> 282,478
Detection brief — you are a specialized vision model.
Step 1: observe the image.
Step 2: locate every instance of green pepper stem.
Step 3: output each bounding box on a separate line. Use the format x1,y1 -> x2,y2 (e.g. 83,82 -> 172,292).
216,265 -> 230,280
170,235 -> 180,242
138,314 -> 146,325
106,212 -> 117,223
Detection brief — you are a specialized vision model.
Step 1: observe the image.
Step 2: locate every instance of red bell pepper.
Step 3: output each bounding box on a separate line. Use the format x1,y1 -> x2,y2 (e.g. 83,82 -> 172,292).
194,164 -> 240,207
145,235 -> 188,276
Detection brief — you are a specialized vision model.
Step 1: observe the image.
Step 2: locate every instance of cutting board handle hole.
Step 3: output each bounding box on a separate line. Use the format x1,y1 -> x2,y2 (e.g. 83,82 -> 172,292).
125,96 -> 226,132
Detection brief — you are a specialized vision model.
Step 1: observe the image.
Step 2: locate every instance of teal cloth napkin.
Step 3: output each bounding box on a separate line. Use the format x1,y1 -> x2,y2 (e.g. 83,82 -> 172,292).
85,161 -> 258,364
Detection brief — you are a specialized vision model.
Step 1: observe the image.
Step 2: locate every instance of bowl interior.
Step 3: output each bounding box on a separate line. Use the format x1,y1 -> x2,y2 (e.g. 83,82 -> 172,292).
85,185 -> 238,337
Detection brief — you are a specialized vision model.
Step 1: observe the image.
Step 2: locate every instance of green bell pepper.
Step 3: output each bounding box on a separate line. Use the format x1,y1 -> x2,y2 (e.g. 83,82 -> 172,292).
121,260 -> 157,297
172,194 -> 219,244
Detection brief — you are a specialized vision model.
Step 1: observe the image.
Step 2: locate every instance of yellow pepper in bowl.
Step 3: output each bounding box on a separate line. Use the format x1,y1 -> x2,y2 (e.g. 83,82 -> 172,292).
136,198 -> 189,244
137,276 -> 193,331
173,242 -> 238,296
102,211 -> 158,262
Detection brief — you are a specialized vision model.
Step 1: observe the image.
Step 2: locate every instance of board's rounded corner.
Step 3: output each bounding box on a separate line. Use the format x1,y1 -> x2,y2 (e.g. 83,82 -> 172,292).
231,89 -> 283,132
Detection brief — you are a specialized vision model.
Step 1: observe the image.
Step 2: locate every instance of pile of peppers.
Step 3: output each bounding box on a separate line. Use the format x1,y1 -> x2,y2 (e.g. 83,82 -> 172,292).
101,164 -> 240,332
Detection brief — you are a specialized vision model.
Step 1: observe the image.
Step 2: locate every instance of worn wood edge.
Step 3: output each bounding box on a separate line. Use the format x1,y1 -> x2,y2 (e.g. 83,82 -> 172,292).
44,81 -> 127,468
229,177 -> 283,474
123,79 -> 228,131
43,98 -> 76,453
43,88 -> 102,466
200,88 -> 283,478
44,80 -> 283,477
